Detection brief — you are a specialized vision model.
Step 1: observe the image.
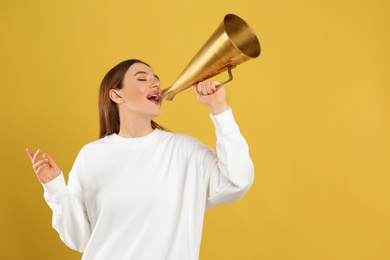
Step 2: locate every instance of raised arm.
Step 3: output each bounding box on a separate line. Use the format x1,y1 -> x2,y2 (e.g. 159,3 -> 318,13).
192,82 -> 255,209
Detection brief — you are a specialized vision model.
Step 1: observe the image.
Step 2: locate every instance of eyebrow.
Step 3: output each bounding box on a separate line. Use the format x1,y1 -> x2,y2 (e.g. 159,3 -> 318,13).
133,71 -> 160,81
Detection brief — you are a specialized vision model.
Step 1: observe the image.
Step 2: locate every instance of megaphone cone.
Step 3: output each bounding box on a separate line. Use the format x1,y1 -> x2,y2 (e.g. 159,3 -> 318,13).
162,14 -> 261,101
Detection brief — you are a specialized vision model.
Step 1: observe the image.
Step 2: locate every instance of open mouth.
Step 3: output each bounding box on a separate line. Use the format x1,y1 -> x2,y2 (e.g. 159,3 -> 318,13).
146,92 -> 161,104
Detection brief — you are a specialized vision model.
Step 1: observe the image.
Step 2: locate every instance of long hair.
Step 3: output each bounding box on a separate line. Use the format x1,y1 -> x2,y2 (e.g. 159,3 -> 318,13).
99,59 -> 166,139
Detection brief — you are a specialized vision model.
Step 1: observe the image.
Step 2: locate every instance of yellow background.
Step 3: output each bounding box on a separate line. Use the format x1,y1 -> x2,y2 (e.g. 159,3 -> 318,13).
1,0 -> 389,259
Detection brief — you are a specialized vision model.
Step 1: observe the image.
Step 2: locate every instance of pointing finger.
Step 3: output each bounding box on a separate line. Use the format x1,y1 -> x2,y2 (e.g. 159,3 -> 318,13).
26,148 -> 34,160
195,84 -> 201,95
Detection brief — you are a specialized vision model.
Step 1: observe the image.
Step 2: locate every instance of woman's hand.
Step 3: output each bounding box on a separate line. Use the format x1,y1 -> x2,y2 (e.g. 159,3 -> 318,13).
191,81 -> 230,115
26,148 -> 61,184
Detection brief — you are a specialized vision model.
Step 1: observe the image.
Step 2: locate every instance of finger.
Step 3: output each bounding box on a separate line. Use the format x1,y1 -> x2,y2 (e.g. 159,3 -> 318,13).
43,153 -> 58,169
33,159 -> 48,172
204,82 -> 211,95
206,82 -> 218,95
205,83 -> 215,95
195,84 -> 204,96
32,149 -> 42,164
36,163 -> 47,175
216,85 -> 225,93
211,81 -> 220,92
26,148 -> 34,160
199,83 -> 209,95
191,85 -> 200,96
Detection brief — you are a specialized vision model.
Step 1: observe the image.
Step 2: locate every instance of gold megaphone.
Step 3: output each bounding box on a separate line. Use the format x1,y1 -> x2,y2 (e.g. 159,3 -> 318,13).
162,14 -> 261,101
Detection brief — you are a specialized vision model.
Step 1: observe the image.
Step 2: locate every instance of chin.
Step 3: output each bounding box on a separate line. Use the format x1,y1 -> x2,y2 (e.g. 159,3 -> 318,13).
151,109 -> 162,117
154,111 -> 162,117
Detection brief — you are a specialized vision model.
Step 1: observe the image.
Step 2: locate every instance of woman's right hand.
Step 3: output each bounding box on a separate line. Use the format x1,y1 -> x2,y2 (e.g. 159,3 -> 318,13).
26,148 -> 61,184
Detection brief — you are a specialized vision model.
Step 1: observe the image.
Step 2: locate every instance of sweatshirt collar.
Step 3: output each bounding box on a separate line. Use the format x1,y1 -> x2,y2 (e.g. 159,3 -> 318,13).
107,128 -> 161,147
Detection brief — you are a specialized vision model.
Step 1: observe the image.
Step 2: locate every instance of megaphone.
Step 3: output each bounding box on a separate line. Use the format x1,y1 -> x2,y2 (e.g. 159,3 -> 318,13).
162,14 -> 261,101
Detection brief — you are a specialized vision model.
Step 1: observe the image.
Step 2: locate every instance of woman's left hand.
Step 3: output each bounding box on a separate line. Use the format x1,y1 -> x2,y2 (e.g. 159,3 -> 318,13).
191,81 -> 229,115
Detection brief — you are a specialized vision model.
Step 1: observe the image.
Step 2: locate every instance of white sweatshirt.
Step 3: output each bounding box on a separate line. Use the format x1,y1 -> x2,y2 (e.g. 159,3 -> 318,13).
43,108 -> 254,260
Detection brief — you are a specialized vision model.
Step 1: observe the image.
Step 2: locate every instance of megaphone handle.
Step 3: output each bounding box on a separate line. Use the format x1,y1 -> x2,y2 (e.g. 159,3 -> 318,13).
216,65 -> 236,88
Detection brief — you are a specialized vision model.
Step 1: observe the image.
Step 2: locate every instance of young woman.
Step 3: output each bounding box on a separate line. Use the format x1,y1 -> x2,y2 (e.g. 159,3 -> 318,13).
26,59 -> 254,260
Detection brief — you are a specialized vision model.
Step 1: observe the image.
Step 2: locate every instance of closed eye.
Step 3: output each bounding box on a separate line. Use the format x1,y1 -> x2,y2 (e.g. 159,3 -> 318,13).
134,71 -> 160,82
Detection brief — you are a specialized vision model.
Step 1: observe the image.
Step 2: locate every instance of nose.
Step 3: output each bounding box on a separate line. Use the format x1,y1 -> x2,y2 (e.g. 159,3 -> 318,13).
151,79 -> 161,90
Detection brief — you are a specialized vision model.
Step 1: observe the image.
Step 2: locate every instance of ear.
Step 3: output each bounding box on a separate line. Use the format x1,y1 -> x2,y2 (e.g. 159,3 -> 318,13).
109,89 -> 124,104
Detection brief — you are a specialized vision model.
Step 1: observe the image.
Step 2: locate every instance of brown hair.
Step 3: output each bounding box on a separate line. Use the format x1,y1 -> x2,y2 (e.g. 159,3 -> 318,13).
99,59 -> 166,139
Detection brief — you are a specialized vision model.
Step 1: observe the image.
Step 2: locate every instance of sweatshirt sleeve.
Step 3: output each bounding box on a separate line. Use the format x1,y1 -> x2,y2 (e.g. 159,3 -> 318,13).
42,152 -> 91,252
202,108 -> 255,210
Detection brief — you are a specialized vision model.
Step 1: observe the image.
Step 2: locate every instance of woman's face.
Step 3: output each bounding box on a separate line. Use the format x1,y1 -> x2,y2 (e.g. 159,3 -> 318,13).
117,62 -> 162,119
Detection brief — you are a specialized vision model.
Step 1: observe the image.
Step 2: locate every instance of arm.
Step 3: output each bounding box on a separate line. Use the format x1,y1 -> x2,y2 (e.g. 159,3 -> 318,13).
192,82 -> 255,210
206,108 -> 254,208
26,148 -> 91,252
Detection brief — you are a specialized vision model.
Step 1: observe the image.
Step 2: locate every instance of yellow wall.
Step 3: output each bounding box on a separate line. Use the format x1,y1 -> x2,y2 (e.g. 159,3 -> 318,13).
1,0 -> 389,259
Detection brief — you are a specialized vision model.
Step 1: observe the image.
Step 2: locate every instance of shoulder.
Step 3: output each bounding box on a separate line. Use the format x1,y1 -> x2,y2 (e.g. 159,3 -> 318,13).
75,135 -> 113,158
157,130 -> 212,158
158,130 -> 202,146
82,136 -> 111,149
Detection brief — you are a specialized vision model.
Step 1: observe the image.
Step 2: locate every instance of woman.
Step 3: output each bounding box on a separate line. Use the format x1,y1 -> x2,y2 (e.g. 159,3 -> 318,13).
26,59 -> 254,260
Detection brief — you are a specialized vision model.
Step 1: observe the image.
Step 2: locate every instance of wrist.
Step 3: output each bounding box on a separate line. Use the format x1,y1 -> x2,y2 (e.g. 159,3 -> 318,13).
210,103 -> 229,115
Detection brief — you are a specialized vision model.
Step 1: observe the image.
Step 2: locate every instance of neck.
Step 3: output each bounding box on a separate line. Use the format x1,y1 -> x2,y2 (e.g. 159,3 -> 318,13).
118,113 -> 154,138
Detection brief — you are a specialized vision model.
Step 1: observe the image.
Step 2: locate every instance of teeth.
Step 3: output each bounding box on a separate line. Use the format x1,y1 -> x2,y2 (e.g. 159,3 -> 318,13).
147,94 -> 160,101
